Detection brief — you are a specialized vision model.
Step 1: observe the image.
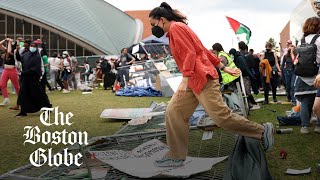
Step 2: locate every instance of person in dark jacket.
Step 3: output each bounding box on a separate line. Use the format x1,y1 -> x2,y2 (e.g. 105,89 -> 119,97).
101,58 -> 115,90
229,48 -> 259,109
247,49 -> 261,95
15,41 -> 52,117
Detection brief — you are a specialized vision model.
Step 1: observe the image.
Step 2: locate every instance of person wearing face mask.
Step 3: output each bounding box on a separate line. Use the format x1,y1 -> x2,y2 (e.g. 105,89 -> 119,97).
15,41 -> 52,117
0,38 -> 20,106
260,42 -> 281,104
149,2 -> 274,168
60,51 -> 72,93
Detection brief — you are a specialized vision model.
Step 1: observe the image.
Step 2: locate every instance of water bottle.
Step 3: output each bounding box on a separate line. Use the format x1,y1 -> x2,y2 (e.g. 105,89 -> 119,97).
276,128 -> 293,134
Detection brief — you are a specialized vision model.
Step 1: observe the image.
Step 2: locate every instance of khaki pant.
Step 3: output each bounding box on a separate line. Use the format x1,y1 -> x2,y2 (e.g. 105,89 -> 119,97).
165,78 -> 264,160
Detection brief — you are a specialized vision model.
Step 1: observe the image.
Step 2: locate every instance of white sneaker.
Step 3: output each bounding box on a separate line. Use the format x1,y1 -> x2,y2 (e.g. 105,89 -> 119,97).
62,89 -> 70,94
262,123 -> 274,151
0,98 -> 10,106
250,105 -> 260,110
314,126 -> 320,134
300,127 -> 310,134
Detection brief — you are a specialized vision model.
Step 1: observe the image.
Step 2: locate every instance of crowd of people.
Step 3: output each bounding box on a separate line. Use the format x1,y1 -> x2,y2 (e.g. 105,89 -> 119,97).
0,7 -> 319,141
147,2 -> 320,168
211,17 -> 320,135
0,37 -> 148,117
0,38 -> 52,116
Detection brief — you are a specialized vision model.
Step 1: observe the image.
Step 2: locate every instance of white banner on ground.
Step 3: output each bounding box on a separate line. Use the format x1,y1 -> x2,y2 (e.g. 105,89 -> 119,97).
100,108 -> 153,119
90,139 -> 228,178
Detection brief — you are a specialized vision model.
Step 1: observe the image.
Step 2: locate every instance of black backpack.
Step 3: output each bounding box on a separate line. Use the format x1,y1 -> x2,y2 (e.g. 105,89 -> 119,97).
294,35 -> 319,77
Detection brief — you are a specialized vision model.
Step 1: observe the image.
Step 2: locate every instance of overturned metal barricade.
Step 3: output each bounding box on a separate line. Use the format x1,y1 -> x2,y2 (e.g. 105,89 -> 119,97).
1,125 -> 235,180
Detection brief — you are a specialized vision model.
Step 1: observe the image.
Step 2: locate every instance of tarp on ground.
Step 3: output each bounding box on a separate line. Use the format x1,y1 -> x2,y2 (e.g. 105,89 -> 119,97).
115,86 -> 162,97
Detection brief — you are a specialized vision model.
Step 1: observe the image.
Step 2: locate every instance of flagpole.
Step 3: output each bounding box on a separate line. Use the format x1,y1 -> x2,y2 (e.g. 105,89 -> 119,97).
232,36 -> 234,48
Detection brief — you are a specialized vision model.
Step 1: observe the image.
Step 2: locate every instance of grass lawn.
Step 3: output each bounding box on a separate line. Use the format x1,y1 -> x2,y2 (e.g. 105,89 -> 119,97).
0,89 -> 319,179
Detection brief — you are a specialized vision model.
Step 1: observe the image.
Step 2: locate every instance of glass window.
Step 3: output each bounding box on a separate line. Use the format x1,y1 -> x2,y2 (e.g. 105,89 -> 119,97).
50,32 -> 58,49
33,24 -> 40,35
0,35 -> 5,42
59,37 -> 66,49
24,36 -> 32,41
76,45 -> 83,57
24,21 -> 31,35
0,13 -> 5,21
0,22 -> 5,34
7,35 -> 14,39
41,29 -> 49,45
69,50 -> 76,56
33,35 -> 41,41
15,19 -> 23,35
67,40 -> 75,49
7,16 -> 14,35
84,49 -> 93,56
50,49 -> 58,56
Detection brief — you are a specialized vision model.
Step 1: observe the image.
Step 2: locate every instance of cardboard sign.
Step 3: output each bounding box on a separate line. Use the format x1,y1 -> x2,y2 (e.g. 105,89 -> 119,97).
90,139 -> 228,178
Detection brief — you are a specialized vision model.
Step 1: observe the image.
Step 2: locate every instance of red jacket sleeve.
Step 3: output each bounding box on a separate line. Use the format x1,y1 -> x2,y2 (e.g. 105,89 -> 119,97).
169,24 -> 196,77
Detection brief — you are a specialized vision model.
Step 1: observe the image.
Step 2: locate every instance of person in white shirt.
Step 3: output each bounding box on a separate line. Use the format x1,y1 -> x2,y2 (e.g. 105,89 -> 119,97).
80,60 -> 91,85
48,52 -> 63,90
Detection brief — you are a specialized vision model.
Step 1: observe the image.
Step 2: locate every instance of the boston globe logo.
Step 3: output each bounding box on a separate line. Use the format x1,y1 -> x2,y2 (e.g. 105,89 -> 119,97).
23,107 -> 89,167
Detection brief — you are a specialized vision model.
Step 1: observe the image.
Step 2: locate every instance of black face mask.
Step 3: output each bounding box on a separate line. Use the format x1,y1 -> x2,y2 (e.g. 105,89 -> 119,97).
266,49 -> 271,52
152,20 -> 165,38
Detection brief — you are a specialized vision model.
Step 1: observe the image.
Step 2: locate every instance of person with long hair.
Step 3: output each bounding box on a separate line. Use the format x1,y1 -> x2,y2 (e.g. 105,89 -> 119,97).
0,38 -> 20,106
149,2 -> 274,167
293,17 -> 320,134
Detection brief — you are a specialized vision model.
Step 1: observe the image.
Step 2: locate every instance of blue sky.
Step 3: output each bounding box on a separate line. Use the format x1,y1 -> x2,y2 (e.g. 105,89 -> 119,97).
106,0 -> 302,52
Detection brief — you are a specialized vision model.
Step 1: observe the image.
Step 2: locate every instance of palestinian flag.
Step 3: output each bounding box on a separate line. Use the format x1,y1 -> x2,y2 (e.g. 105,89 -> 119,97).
226,16 -> 252,44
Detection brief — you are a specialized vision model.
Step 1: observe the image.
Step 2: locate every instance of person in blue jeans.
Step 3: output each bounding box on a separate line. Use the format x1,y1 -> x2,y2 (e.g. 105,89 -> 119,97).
294,17 -> 320,134
284,48 -> 296,105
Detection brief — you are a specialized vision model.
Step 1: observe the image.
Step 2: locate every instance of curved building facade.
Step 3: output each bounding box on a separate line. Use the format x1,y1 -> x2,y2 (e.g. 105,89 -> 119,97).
280,0 -> 318,47
0,0 -> 143,56
290,0 -> 317,42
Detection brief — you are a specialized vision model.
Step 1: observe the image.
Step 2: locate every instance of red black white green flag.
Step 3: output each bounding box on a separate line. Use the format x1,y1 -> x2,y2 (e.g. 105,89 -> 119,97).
226,16 -> 252,44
